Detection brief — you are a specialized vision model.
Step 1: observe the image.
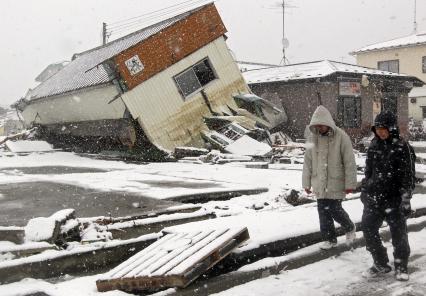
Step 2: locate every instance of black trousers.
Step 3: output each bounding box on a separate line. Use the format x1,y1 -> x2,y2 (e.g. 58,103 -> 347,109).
361,205 -> 410,269
317,199 -> 355,243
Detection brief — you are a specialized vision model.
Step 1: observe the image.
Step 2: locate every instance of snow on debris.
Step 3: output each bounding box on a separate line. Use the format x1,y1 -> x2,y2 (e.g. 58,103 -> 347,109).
225,135 -> 272,156
5,140 -> 53,153
99,227 -> 246,281
24,217 -> 57,242
24,209 -> 75,242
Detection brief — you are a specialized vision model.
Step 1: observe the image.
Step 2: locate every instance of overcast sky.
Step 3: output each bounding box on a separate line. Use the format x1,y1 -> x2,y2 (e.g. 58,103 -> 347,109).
1,0 -> 425,107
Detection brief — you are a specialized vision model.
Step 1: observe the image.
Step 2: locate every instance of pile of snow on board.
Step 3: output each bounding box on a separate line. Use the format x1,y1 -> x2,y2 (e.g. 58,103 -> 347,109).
96,227 -> 250,293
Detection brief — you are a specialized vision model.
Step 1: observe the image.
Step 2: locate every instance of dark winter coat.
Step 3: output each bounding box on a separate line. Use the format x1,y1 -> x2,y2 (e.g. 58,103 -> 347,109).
362,111 -> 415,208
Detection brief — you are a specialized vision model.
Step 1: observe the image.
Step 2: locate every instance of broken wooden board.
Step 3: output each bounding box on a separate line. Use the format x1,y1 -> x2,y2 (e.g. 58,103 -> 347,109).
104,211 -> 216,240
0,242 -> 57,257
96,227 -> 250,293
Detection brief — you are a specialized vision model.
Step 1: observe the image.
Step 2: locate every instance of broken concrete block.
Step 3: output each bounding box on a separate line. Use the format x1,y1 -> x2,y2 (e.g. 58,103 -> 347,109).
24,209 -> 77,245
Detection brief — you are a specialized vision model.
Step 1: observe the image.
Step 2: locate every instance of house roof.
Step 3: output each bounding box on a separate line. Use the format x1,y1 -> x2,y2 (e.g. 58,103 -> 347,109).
409,86 -> 426,98
28,3 -> 209,101
236,61 -> 280,72
243,60 -> 418,85
351,32 -> 426,54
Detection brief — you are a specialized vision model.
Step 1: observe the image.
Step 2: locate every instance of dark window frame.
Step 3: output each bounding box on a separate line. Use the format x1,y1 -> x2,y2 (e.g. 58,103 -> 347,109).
422,56 -> 426,73
422,106 -> 426,119
377,59 -> 399,73
337,96 -> 362,128
174,57 -> 217,99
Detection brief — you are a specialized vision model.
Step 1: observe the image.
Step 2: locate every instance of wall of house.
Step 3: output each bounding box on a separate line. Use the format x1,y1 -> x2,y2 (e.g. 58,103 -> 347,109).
355,45 -> 426,82
114,3 -> 227,91
249,79 -> 409,141
408,95 -> 426,122
21,84 -> 125,126
120,37 -> 250,150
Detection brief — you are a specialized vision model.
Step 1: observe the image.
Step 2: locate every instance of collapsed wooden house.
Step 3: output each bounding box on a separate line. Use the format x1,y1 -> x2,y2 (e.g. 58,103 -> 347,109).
14,3 -> 286,158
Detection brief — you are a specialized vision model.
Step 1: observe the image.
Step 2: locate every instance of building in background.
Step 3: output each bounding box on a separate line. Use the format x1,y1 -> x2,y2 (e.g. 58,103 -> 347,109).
351,32 -> 426,123
244,60 -> 423,142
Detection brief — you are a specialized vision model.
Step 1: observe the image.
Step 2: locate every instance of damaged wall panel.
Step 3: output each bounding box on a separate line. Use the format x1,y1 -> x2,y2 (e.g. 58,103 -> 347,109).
114,3 -> 227,91
21,84 -> 125,126
121,37 -> 250,150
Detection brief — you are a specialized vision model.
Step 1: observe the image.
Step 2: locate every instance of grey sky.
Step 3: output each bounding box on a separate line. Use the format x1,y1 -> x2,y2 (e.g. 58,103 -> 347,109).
1,0 -> 425,107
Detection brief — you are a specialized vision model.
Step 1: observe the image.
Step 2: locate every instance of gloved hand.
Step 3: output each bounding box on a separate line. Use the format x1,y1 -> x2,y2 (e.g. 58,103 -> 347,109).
304,188 -> 312,194
345,189 -> 353,194
400,189 -> 412,217
400,199 -> 412,217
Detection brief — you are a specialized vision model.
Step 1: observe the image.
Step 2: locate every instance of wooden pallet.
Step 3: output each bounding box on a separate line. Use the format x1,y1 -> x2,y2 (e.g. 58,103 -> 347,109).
96,227 -> 249,293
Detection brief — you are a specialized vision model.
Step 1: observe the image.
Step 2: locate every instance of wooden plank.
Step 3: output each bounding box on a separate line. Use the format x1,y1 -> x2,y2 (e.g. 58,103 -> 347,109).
96,227 -> 249,293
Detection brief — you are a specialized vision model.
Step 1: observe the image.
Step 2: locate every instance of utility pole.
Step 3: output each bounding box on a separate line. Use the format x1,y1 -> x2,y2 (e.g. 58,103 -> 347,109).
282,0 -> 287,65
102,22 -> 107,45
413,0 -> 418,34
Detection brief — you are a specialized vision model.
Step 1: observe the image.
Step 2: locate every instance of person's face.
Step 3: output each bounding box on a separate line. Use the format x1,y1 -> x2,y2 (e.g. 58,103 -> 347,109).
375,127 -> 390,140
314,124 -> 330,134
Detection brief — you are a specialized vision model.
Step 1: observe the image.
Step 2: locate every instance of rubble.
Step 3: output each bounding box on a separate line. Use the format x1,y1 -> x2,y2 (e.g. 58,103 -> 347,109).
24,209 -> 81,246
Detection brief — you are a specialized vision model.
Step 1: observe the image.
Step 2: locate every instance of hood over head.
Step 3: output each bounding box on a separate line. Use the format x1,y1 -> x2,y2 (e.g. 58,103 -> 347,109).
372,110 -> 399,138
308,105 -> 336,134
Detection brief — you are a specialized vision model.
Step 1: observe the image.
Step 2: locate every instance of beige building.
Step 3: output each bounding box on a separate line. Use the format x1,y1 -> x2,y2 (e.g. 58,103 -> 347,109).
351,32 -> 426,122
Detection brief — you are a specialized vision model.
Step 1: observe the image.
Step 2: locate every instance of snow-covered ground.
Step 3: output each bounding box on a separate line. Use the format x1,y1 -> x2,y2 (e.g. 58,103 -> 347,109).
1,150 -> 426,295
1,218 -> 426,296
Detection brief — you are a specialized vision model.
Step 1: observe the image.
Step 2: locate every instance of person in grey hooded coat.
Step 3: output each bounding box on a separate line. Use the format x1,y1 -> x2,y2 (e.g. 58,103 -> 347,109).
302,105 -> 357,249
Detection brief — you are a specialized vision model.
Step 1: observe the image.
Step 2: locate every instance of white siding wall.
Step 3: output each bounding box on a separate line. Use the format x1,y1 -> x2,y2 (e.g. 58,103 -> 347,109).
22,84 -> 125,126
121,37 -> 250,150
408,96 -> 426,122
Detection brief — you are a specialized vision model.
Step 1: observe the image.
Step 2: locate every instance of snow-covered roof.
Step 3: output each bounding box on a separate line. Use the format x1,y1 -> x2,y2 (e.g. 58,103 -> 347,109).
28,4 -> 208,101
243,60 -> 412,85
352,32 -> 426,54
409,86 -> 426,98
237,61 -> 280,72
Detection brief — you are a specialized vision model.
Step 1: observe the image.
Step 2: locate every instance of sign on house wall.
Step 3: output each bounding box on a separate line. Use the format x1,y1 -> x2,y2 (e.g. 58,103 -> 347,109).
339,82 -> 361,96
125,55 -> 144,76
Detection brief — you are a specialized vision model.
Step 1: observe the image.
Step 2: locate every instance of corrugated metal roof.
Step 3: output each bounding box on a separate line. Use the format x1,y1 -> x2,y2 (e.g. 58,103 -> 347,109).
351,32 -> 426,54
28,5 -> 204,101
243,60 -> 410,84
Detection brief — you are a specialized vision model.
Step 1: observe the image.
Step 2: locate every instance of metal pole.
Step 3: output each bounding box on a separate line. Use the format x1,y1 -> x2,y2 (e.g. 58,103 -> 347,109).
102,22 -> 107,45
413,0 -> 418,34
282,0 -> 286,65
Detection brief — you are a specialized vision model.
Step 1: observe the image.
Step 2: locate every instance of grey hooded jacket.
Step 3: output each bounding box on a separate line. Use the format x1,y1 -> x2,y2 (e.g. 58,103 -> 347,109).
302,105 -> 357,199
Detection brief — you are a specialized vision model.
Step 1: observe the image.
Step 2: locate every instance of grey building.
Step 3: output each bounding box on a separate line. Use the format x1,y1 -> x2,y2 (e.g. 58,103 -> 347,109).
244,60 -> 424,142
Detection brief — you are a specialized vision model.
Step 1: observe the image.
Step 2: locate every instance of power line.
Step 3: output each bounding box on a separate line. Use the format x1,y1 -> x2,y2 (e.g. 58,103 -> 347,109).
108,0 -> 199,26
104,0 -> 211,42
107,0 -> 210,31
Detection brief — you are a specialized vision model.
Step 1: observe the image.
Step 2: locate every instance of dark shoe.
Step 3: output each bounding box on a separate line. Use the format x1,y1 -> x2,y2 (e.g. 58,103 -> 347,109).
362,264 -> 392,278
395,268 -> 409,281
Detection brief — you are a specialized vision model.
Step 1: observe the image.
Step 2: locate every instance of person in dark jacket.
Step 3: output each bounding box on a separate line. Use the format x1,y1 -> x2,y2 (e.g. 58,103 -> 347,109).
361,110 -> 415,281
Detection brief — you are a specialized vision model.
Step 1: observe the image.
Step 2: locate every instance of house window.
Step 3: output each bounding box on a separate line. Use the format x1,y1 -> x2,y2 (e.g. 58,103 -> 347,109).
378,60 -> 399,73
422,56 -> 426,73
422,106 -> 426,119
337,97 -> 361,128
174,58 -> 216,98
